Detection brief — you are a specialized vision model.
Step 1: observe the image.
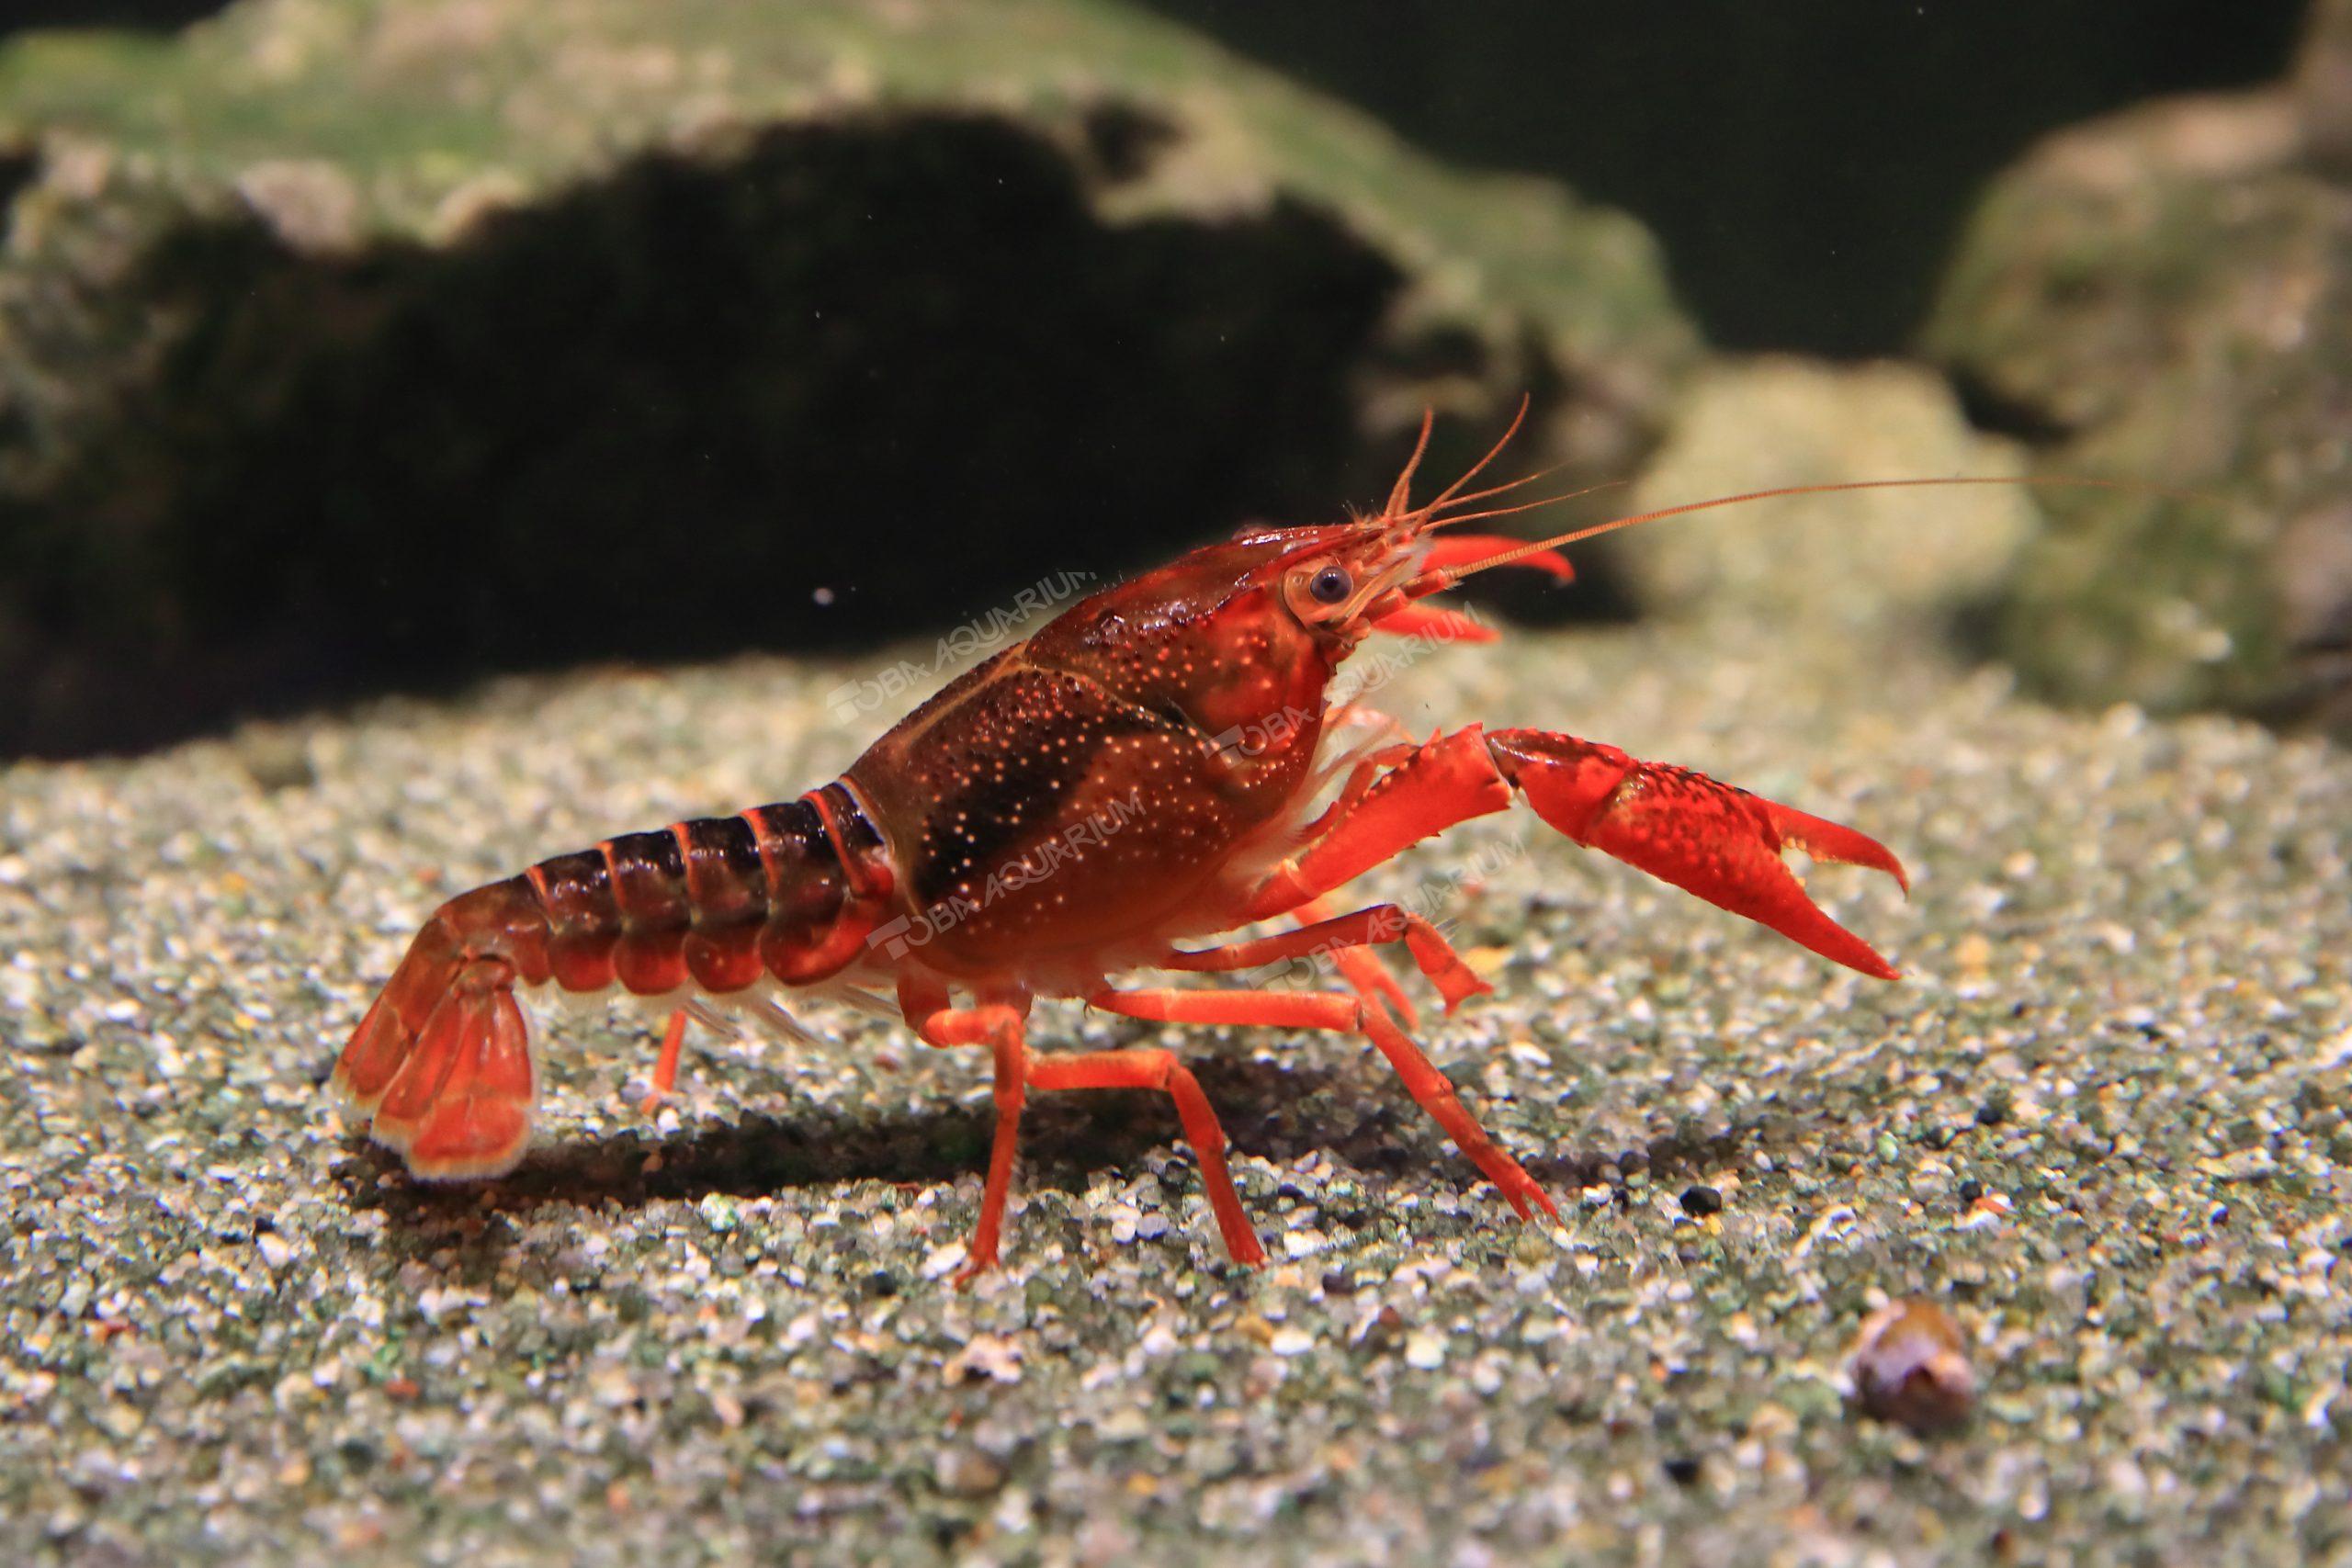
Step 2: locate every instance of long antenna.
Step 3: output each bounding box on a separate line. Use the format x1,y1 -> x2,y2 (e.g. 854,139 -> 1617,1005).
1408,474 -> 2226,593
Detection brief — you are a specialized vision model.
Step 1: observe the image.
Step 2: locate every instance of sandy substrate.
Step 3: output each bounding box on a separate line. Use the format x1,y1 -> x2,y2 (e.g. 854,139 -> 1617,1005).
2,603 -> 2347,1565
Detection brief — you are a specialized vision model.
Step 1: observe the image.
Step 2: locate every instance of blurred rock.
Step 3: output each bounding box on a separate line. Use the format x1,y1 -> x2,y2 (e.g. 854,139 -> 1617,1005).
1925,0 -> 2352,730
0,0 -> 1695,757
2299,0 -> 2352,177
1619,356 -> 2030,637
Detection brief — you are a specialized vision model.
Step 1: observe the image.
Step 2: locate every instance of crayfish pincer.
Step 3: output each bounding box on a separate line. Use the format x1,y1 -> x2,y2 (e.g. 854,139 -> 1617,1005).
335,402 -> 1925,1281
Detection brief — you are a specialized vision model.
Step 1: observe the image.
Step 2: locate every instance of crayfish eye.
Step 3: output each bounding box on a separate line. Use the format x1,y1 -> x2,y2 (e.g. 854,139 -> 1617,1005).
1308,565 -> 1353,604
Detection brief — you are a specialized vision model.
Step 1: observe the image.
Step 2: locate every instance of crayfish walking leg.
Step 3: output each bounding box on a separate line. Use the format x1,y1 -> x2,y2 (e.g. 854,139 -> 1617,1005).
1091,986 -> 1558,1224
901,994 -> 1033,1285
1159,900 -> 1492,1018
899,978 -> 1265,1280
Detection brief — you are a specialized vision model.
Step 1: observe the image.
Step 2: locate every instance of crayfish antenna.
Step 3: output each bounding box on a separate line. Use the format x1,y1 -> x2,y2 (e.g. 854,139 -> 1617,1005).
1418,461 -> 1590,522
1414,473 -> 2233,592
1419,393 -> 1531,515
1384,406 -> 1436,516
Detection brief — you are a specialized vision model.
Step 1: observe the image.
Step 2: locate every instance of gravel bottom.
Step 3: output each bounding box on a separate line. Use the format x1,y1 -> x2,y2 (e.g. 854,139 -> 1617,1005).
2,610 -> 2347,1567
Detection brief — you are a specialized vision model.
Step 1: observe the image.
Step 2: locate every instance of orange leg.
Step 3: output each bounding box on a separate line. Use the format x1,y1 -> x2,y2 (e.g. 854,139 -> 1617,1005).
897,977 -> 1271,1273
635,1008 -> 689,1112
1291,893 -> 1423,1024
1025,1049 -> 1265,1266
1287,751 -> 1430,1021
1294,743 -> 1414,841
1295,895 -> 1422,1025
900,983 -> 1034,1284
1089,985 -> 1556,1224
1160,897 -> 1489,1021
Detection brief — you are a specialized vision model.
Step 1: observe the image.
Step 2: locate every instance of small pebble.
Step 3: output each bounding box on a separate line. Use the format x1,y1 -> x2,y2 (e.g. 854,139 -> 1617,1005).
935,1448 -> 1005,1497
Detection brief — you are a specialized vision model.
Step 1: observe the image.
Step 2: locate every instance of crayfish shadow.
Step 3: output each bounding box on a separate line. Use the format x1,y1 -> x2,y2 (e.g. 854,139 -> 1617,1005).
334,1057 -> 1783,1234
335,1055 -> 1383,1220
1519,1122 -> 1771,1195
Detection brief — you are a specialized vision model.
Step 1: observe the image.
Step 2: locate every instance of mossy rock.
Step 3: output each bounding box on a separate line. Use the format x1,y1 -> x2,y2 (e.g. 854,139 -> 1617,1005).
0,0 -> 1695,756
1923,17 -> 2352,731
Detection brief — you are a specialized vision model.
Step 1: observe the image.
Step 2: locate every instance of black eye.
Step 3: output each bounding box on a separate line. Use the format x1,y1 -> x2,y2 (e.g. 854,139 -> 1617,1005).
1309,565 -> 1352,604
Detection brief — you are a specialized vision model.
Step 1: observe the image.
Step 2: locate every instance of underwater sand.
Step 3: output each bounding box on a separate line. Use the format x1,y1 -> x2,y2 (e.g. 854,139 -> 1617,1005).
3,609 -> 2347,1564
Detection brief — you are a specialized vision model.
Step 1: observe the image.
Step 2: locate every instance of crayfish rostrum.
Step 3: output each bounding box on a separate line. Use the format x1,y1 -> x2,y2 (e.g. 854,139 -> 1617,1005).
336,405 -> 1917,1279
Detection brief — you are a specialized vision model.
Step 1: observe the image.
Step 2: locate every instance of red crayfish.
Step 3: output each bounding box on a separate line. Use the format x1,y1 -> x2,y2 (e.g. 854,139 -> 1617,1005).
336,405 -> 1933,1279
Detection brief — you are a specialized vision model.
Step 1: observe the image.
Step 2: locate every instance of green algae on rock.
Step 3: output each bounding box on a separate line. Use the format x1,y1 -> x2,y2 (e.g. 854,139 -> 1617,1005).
1924,5 -> 2352,733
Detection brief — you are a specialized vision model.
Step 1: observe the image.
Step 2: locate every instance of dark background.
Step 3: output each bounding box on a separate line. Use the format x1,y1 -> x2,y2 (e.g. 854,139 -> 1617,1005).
1145,0 -> 2309,353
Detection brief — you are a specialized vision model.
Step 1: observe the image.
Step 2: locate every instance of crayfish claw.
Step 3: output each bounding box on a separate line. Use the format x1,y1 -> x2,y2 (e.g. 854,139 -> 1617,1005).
1488,728 -> 1906,981
1758,798 -> 1911,894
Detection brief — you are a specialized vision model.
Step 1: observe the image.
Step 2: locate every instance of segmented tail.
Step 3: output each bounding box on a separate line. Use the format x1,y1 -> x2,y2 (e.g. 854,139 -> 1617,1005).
334,785 -> 897,1179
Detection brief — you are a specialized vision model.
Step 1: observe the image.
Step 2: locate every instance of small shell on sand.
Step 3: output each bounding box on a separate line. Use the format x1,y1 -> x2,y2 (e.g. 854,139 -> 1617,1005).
1850,1300 -> 1976,1433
